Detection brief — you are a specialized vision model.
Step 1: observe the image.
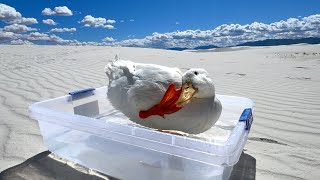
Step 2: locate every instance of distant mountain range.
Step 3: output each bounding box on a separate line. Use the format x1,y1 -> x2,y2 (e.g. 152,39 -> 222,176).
167,37 -> 320,51
168,45 -> 219,51
193,45 -> 220,50
236,37 -> 320,47
167,47 -> 189,51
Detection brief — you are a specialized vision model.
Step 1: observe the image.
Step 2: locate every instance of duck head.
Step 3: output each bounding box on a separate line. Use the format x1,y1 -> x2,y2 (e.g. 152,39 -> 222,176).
139,68 -> 216,119
181,68 -> 215,99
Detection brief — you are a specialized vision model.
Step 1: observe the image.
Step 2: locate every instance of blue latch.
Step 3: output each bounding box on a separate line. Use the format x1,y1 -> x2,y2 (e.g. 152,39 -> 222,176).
69,88 -> 95,101
239,108 -> 253,130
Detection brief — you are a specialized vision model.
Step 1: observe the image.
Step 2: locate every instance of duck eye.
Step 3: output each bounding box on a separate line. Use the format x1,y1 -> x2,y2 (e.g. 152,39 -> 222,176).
194,71 -> 198,75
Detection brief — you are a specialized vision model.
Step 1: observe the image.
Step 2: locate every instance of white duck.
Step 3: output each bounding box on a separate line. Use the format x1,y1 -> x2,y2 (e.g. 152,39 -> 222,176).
105,59 -> 222,134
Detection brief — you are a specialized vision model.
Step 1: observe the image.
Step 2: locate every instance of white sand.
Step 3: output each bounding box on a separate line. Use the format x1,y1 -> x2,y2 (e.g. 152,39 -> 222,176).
0,44 -> 320,179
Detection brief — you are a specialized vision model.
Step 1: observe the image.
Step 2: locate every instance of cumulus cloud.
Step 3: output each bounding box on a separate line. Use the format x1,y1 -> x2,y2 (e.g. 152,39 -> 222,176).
0,30 -> 16,42
104,24 -> 114,29
26,32 -> 50,41
42,6 -> 73,16
129,19 -> 134,22
49,34 -> 72,44
50,28 -> 76,32
3,24 -> 37,33
81,15 -> 105,27
117,14 -> 320,48
68,40 -> 114,46
43,19 -> 57,25
0,3 -> 21,20
81,15 -> 115,29
0,3 -> 37,25
25,32 -> 74,44
68,41 -> 99,46
8,17 -> 38,25
0,29 -> 76,45
107,19 -> 116,24
102,37 -> 115,42
68,38 -> 120,46
10,39 -> 33,45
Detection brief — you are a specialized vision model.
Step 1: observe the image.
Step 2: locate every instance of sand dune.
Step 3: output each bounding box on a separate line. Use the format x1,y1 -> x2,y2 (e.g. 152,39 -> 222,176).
0,44 -> 320,179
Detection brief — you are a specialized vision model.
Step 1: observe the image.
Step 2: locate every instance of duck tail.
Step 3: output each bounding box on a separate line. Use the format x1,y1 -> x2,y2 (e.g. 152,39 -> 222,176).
105,60 -> 136,87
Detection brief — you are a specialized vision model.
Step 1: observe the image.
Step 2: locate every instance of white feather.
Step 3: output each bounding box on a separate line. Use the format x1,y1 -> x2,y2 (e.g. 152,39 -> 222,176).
105,60 -> 222,134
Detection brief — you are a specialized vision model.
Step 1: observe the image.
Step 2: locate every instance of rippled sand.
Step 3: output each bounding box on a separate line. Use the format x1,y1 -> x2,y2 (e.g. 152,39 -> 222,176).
0,44 -> 319,179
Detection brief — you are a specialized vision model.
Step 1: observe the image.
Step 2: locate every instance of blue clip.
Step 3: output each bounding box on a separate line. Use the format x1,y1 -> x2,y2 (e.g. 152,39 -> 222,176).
69,88 -> 95,96
69,88 -> 95,101
239,108 -> 253,130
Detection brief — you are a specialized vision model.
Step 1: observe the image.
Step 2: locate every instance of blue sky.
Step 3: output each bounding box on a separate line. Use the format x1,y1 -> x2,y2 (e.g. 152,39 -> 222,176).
1,0 -> 320,47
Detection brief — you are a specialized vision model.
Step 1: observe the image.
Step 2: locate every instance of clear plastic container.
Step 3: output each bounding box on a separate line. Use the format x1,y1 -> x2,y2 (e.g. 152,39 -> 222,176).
29,86 -> 253,180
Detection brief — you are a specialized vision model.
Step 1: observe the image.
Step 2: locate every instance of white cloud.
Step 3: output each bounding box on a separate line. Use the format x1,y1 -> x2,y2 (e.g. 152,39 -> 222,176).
42,8 -> 53,15
42,6 -> 73,16
117,14 -> 320,48
129,19 -> 135,22
49,34 -> 71,44
0,3 -> 38,26
0,3 -> 21,20
50,28 -> 76,32
68,40 -> 114,46
8,17 -> 38,25
102,37 -> 115,42
81,15 -> 115,29
120,20 -> 124,23
175,22 -> 180,25
0,30 -> 76,45
107,19 -> 116,24
0,29 -> 16,42
70,41 -> 100,46
81,15 -> 106,27
3,24 -> 37,33
26,32 -> 50,41
43,19 -> 57,25
10,39 -> 33,45
104,24 -> 114,29
25,32 -> 74,44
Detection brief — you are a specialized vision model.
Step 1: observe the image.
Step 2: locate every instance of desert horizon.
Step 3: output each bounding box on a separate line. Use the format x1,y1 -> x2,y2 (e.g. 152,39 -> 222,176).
1,0 -> 320,179
0,44 -> 320,179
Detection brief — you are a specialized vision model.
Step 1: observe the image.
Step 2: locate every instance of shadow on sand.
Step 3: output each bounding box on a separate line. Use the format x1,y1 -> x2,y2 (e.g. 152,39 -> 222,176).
229,152 -> 256,180
0,151 -> 255,180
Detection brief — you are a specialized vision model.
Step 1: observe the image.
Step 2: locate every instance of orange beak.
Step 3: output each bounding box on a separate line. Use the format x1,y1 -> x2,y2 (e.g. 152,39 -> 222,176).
139,82 -> 197,119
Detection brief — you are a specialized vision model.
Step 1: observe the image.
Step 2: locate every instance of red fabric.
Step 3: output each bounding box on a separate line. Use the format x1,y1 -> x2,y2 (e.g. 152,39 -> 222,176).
139,84 -> 182,119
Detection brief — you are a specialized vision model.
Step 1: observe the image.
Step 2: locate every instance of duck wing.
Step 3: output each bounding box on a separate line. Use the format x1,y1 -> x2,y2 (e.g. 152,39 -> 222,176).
139,83 -> 182,119
127,63 -> 183,114
105,60 -> 183,118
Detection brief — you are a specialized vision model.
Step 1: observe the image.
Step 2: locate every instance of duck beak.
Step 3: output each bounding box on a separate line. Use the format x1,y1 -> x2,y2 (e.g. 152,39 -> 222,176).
176,81 -> 198,106
139,82 -> 197,119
